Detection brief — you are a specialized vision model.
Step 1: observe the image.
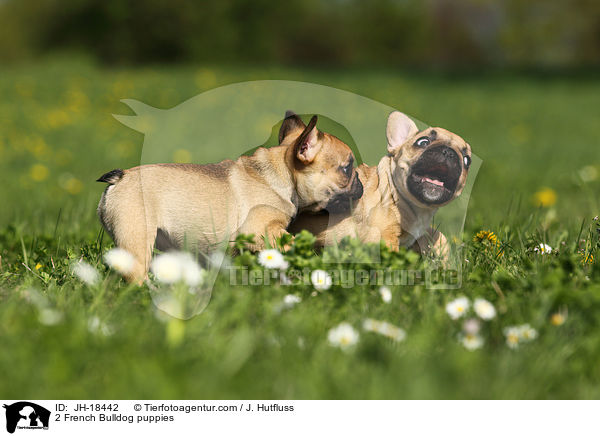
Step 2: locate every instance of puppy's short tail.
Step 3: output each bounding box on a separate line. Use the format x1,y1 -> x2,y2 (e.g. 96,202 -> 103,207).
96,169 -> 124,184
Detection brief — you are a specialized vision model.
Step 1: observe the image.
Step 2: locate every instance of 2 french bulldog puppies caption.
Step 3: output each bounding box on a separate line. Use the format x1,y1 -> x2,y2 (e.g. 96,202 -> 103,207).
97,111 -> 363,283
97,110 -> 471,283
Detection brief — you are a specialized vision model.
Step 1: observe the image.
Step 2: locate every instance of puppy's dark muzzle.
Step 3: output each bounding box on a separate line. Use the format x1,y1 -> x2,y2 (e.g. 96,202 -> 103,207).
407,145 -> 462,205
325,174 -> 364,213
349,174 -> 364,200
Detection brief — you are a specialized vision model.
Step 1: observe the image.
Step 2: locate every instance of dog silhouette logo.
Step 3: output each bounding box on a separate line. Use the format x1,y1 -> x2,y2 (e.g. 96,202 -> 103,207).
3,402 -> 50,434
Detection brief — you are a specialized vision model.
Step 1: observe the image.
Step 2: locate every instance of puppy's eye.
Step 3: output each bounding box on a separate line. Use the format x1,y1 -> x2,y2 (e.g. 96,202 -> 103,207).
341,162 -> 353,178
415,137 -> 430,148
463,155 -> 471,168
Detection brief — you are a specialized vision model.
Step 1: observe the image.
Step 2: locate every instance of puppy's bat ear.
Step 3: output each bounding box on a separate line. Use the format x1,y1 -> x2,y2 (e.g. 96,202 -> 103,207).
386,111 -> 419,154
295,115 -> 321,164
279,110 -> 306,144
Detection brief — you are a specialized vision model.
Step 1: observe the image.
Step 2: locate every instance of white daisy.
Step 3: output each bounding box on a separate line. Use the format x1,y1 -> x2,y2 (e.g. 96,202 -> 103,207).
179,253 -> 205,287
151,252 -> 183,284
503,326 -> 522,349
311,269 -> 332,291
460,333 -> 484,350
258,249 -> 288,269
38,308 -> 63,326
517,324 -> 538,342
446,296 -> 470,320
534,243 -> 553,254
282,294 -> 301,308
473,298 -> 496,320
363,319 -> 377,331
104,248 -> 135,275
72,261 -> 100,286
379,286 -> 392,304
362,319 -> 406,342
380,324 -> 405,342
327,322 -> 359,350
504,323 -> 538,349
151,252 -> 205,286
88,316 -> 114,336
462,318 -> 481,335
578,165 -> 597,182
21,288 -> 46,308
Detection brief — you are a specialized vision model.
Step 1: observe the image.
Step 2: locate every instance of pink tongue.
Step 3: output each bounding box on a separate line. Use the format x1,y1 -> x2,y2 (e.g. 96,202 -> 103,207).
423,177 -> 444,187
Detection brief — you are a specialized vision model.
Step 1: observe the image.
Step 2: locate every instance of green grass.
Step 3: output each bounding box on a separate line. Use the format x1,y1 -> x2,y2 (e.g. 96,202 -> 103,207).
1,58 -> 600,399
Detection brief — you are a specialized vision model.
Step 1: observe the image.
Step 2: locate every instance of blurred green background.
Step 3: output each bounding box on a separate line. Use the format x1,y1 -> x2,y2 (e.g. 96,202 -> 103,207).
1,0 -> 599,69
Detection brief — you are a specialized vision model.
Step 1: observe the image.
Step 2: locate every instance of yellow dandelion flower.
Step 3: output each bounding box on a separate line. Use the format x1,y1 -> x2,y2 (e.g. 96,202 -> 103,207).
173,149 -> 192,163
25,136 -> 49,158
64,177 -> 83,195
533,188 -> 557,207
32,141 -> 49,159
159,90 -> 176,106
65,87 -> 90,114
35,263 -> 42,270
194,68 -> 217,89
116,140 -> 136,158
45,109 -> 72,129
474,230 -> 504,257
111,78 -> 134,97
550,313 -> 566,326
54,149 -> 73,166
473,230 -> 499,246
580,251 -> 594,265
30,164 -> 49,182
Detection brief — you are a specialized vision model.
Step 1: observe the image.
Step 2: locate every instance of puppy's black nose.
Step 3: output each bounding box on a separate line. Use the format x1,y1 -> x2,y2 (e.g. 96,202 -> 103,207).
351,175 -> 364,199
438,146 -> 459,166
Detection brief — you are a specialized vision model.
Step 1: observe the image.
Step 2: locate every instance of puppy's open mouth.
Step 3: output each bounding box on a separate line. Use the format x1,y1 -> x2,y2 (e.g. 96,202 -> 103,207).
407,146 -> 461,205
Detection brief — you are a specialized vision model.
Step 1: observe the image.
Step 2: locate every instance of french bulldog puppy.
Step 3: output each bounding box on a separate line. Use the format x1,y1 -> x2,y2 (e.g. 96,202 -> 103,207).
289,111 -> 471,258
97,111 -> 363,283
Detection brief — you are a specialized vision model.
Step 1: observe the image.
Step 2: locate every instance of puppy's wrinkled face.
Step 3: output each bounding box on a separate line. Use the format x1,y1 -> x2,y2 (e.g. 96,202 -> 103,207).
279,111 -> 363,213
403,127 -> 471,205
386,111 -> 471,208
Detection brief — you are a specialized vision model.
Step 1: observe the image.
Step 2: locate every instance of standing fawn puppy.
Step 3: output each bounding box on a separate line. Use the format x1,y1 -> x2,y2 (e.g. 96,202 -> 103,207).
97,111 -> 363,283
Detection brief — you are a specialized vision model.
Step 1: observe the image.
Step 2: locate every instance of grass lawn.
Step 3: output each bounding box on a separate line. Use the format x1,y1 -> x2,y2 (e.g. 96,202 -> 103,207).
1,58 -> 599,398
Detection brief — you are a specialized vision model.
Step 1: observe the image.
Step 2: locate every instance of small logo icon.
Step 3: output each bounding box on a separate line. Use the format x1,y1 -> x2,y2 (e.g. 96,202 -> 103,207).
3,402 -> 50,434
